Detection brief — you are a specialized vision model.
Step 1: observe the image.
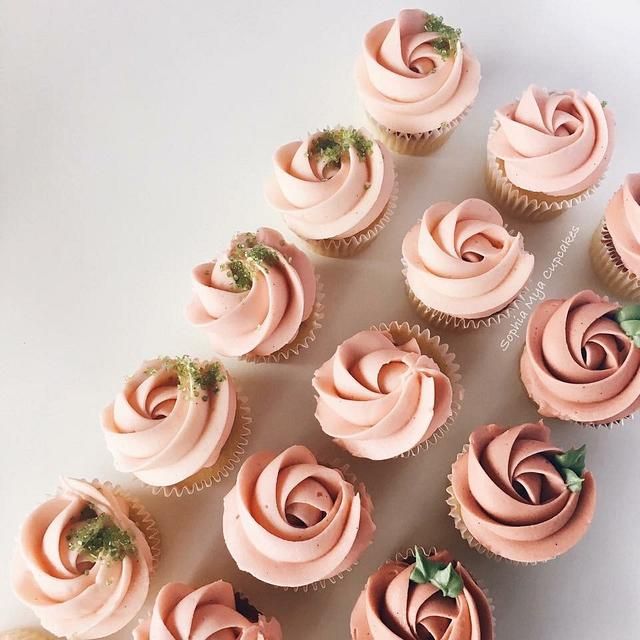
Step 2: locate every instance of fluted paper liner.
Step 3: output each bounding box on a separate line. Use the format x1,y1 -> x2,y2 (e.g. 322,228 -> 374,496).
0,629 -> 56,640
373,321 -> 463,457
590,219 -> 640,302
485,117 -> 602,221
242,277 -> 324,363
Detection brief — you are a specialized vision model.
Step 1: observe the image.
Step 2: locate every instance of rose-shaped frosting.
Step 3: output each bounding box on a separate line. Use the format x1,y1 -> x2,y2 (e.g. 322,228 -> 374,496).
402,198 -> 534,318
223,445 -> 375,587
521,289 -> 640,422
450,422 -> 596,562
350,549 -> 493,639
265,127 -> 395,241
186,227 -> 316,357
488,85 -> 615,196
313,329 -> 453,459
132,581 -> 282,640
605,173 -> 640,275
12,478 -> 153,639
355,9 -> 481,134
101,358 -> 236,487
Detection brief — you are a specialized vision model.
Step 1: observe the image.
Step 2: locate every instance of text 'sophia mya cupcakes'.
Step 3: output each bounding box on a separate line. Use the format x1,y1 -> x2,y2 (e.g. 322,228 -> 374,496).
591,173 -> 640,301
186,227 -> 323,363
265,126 -> 397,257
12,478 -> 161,639
350,546 -> 494,639
101,356 -> 251,497
402,198 -> 534,330
312,321 -> 462,459
355,9 -> 481,155
223,445 -> 375,591
132,580 -> 282,640
486,85 -> 615,221
520,289 -> 640,427
447,422 -> 596,564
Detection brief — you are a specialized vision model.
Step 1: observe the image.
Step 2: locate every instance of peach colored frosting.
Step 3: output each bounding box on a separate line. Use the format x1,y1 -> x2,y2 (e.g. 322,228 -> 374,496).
605,173 -> 640,275
265,129 -> 395,240
355,9 -> 481,134
223,445 -> 375,588
488,85 -> 615,196
186,227 -> 316,357
12,478 -> 153,639
350,549 -> 494,639
402,198 -> 534,318
132,581 -> 282,640
521,289 -> 640,423
313,329 -> 452,459
451,422 -> 596,563
101,359 -> 236,487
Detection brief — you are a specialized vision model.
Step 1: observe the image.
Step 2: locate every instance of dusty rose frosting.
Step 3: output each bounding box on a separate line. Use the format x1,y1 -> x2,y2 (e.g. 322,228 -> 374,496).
101,359 -> 236,487
313,329 -> 452,459
488,85 -> 615,196
450,422 -> 596,562
402,198 -> 534,318
521,289 -> 640,422
186,227 -> 316,357
12,478 -> 153,639
355,9 -> 481,134
132,581 -> 282,640
265,129 -> 395,240
605,173 -> 640,275
350,549 -> 493,639
223,445 -> 375,587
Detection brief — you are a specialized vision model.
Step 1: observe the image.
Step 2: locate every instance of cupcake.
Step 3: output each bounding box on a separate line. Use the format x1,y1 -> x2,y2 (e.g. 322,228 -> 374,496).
12,478 -> 160,639
350,546 -> 494,639
223,445 -> 375,590
312,321 -> 461,459
132,580 -> 282,640
101,356 -> 251,497
591,173 -> 640,300
265,126 -> 397,257
448,422 -> 596,563
520,289 -> 640,426
355,9 -> 481,155
186,227 -> 322,362
402,198 -> 534,330
0,630 -> 56,640
486,85 -> 615,221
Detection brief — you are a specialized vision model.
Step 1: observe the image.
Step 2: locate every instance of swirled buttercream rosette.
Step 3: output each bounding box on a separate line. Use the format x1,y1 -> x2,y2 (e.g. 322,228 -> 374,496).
402,198 -> 533,331
222,444 -> 375,592
355,10 -> 480,156
447,422 -> 596,564
313,321 -> 462,460
186,227 -> 323,363
486,85 -> 615,221
12,478 -> 161,639
266,126 -> 398,257
102,357 -> 252,498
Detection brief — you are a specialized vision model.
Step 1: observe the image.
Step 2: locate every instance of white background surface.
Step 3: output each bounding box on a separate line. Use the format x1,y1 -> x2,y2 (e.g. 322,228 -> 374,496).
2,1 -> 639,638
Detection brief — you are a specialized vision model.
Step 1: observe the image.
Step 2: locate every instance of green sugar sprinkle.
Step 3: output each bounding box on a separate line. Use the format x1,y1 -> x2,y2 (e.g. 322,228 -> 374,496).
221,233 -> 279,291
424,14 -> 462,59
67,513 -> 136,563
146,355 -> 225,401
309,127 -> 373,167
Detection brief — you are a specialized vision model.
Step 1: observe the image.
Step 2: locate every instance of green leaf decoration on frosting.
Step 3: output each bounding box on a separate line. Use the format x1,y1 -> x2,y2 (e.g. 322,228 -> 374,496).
221,233 -> 279,291
67,513 -> 136,563
615,305 -> 640,347
424,14 -> 462,59
552,445 -> 587,493
146,356 -> 225,401
409,547 -> 463,598
309,127 -> 373,168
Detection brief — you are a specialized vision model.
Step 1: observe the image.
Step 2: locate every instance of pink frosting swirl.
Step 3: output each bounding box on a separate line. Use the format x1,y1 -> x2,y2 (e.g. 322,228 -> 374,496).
488,85 -> 615,196
186,227 -> 316,357
521,289 -> 640,422
132,581 -> 282,640
605,173 -> 640,275
223,445 -> 375,588
355,9 -> 481,134
313,329 -> 452,459
265,128 -> 395,240
12,478 -> 153,639
101,358 -> 236,487
451,422 -> 596,563
350,549 -> 494,639
402,198 -> 534,318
